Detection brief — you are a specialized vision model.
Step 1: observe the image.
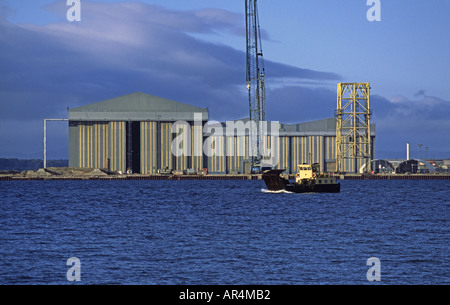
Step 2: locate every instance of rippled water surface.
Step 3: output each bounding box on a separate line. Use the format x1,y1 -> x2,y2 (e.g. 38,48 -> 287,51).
0,179 -> 449,284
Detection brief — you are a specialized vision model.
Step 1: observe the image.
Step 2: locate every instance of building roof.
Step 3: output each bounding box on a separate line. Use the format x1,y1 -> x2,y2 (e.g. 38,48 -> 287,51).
280,118 -> 376,136
280,118 -> 337,136
69,92 -> 208,121
68,92 -> 375,137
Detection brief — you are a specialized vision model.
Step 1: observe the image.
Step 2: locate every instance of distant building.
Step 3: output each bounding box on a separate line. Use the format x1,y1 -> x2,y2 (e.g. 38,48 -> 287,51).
396,159 -> 436,174
68,92 -> 376,174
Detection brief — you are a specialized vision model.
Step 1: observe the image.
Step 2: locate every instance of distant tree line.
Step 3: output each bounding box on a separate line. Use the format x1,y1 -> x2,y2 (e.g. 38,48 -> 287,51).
0,158 -> 68,171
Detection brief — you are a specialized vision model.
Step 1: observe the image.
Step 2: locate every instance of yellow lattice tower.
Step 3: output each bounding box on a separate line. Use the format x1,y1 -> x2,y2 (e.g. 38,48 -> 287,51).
336,83 -> 372,173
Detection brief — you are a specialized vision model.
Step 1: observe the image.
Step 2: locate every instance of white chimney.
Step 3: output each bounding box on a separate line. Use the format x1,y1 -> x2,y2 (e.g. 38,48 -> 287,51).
406,142 -> 410,160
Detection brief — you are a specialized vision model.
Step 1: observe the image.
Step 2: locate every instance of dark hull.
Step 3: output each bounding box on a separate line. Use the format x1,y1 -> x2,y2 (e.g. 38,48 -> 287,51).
284,182 -> 340,193
262,169 -> 340,193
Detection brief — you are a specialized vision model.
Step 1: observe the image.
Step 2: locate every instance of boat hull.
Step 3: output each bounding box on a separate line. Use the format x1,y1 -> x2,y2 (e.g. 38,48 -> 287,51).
284,182 -> 340,193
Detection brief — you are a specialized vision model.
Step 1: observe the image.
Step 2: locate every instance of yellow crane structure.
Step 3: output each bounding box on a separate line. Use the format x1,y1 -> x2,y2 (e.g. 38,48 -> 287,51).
335,83 -> 372,173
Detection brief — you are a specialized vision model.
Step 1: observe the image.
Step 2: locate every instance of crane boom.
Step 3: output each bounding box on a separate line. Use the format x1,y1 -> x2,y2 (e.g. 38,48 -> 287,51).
245,0 -> 266,170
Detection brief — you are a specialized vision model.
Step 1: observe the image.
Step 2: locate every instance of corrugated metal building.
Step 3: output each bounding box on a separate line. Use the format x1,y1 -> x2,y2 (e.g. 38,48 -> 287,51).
68,92 -> 209,174
68,92 -> 375,174
203,118 -> 375,174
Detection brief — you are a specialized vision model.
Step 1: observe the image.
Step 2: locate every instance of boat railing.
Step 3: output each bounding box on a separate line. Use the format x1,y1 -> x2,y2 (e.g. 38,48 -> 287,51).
316,172 -> 335,178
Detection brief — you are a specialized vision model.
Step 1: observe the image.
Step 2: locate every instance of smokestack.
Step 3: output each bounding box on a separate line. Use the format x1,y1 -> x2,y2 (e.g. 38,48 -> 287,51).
406,142 -> 410,160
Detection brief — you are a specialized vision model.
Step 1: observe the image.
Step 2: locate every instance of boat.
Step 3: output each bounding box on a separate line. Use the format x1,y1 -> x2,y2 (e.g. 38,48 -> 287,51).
262,163 -> 340,193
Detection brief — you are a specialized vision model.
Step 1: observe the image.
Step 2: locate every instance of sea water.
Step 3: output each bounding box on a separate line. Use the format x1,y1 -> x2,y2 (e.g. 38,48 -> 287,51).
0,179 -> 448,284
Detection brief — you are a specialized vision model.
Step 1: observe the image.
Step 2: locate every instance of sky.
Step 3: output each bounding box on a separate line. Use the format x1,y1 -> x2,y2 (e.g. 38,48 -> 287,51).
0,0 -> 449,160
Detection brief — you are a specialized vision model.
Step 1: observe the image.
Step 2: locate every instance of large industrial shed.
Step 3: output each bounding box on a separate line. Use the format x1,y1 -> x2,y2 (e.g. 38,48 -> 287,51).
205,118 -> 375,174
68,92 -> 209,174
68,92 -> 376,174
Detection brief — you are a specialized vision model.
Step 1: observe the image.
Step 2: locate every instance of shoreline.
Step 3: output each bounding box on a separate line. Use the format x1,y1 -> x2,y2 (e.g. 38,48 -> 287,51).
1,167 -> 450,181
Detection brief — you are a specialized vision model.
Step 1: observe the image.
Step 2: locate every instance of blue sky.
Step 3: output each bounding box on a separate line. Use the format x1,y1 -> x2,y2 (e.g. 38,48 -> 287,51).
1,0 -> 449,159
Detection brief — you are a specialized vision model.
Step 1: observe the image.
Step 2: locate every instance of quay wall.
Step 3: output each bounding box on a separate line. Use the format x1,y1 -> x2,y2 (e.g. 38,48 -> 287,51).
1,174 -> 450,181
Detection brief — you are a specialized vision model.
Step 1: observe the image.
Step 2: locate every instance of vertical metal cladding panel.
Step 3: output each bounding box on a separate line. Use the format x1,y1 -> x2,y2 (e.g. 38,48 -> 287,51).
205,134 -> 212,173
191,125 -> 203,171
340,148 -> 348,172
369,136 -> 373,161
273,135 -> 280,170
338,150 -> 364,173
82,122 -> 88,168
208,135 -> 225,174
291,136 -> 308,170
228,136 -> 246,174
160,122 -> 173,170
174,124 -> 188,171
78,123 -> 84,168
332,136 -> 336,160
245,136 -> 249,161
240,136 -> 247,173
233,135 -> 249,173
324,136 -> 336,160
308,136 -> 313,165
68,122 -> 79,168
236,136 -> 242,173
100,122 -> 109,169
302,136 -> 308,165
206,137 -> 212,173
346,157 -> 354,173
308,137 -> 313,164
277,137 -> 289,171
140,121 -> 157,174
218,135 -> 225,174
78,122 -> 109,169
260,135 -> 268,163
318,136 -> 324,172
284,136 -> 289,172
261,135 -> 278,169
360,142 -> 368,172
343,150 -> 353,173
230,135 -> 251,174
290,137 -> 297,173
288,136 -> 341,173
226,137 -> 233,174
306,136 -> 323,169
351,152 -> 358,173
109,121 -> 126,173
323,136 -> 336,172
207,152 -> 212,174
343,155 -> 349,173
244,135 -> 249,172
81,122 -> 87,168
309,136 -> 317,165
225,136 -> 238,173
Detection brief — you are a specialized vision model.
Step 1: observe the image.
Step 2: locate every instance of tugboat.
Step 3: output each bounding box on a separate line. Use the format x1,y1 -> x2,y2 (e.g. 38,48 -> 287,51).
262,163 -> 340,193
